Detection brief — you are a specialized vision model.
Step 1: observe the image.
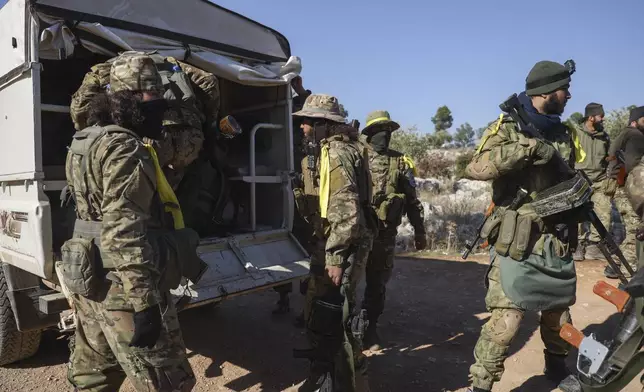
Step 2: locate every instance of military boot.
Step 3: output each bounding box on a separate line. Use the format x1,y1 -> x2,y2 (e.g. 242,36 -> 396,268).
299,363 -> 333,392
466,388 -> 491,392
572,242 -> 585,261
584,243 -> 604,260
544,350 -> 570,383
604,265 -> 620,279
558,375 -> 583,392
363,324 -> 382,351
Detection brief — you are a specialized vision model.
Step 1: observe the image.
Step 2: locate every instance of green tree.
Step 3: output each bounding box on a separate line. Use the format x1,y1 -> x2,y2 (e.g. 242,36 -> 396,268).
476,126 -> 486,140
431,105 -> 454,132
454,123 -> 475,148
570,112 -> 584,124
389,125 -> 434,161
604,106 -> 635,138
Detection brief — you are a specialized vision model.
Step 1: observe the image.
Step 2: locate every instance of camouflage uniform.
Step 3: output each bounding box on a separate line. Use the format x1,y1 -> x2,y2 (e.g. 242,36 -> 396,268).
292,94 -> 373,392
359,111 -> 425,329
465,60 -> 578,390
70,54 -> 220,188
627,161 -> 644,269
575,122 -> 612,248
608,125 -> 644,263
65,53 -> 195,391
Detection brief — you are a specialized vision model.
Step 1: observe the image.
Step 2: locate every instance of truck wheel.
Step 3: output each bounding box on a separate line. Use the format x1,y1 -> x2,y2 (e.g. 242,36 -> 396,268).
0,265 -> 42,366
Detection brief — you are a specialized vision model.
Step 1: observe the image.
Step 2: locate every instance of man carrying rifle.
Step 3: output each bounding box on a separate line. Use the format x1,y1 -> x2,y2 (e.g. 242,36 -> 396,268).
604,106 -> 644,277
291,94 -> 374,392
465,60 -> 580,391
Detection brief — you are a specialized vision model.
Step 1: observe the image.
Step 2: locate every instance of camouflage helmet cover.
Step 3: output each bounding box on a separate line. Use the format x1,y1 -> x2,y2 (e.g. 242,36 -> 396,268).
292,94 -> 346,123
109,51 -> 164,94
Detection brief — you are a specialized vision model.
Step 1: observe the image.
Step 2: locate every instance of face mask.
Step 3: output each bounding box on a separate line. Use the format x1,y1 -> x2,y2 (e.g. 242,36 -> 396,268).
138,99 -> 168,140
368,130 -> 391,153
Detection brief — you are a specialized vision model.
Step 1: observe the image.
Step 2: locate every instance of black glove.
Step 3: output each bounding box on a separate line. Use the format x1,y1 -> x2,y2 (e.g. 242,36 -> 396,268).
129,305 -> 162,349
533,140 -> 556,165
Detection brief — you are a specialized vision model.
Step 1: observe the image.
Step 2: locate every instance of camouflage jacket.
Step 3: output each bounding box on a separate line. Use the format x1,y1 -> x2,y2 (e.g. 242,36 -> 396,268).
626,161 -> 644,222
609,127 -> 644,174
575,124 -> 609,183
294,129 -> 372,267
466,115 -> 575,253
361,137 -> 425,234
65,126 -> 166,312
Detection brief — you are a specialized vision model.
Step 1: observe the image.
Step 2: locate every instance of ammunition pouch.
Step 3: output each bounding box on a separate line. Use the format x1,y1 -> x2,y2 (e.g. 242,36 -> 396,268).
508,215 -> 533,261
480,211 -> 502,243
496,210 -> 518,257
375,193 -> 406,228
60,231 -> 104,299
532,172 -> 593,218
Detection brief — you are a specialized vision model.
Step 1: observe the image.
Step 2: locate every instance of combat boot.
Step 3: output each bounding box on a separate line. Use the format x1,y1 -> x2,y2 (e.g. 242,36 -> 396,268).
558,375 -> 583,392
544,350 -> 570,383
604,265 -> 620,279
363,324 -> 382,351
299,363 -> 333,392
572,242 -> 585,261
584,242 -> 604,260
466,388 -> 491,392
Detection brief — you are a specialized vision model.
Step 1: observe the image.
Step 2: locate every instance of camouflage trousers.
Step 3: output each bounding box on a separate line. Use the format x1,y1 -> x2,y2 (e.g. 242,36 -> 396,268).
469,259 -> 572,391
303,235 -> 372,392
579,181 -> 613,244
361,228 -> 396,325
615,187 -> 639,264
68,281 -> 195,392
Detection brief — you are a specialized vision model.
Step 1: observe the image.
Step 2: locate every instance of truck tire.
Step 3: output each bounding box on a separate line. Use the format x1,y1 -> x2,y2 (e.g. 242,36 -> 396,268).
0,265 -> 42,366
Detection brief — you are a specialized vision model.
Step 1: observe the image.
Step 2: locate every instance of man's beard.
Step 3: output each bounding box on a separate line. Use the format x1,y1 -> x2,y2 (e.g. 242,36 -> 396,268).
543,94 -> 566,115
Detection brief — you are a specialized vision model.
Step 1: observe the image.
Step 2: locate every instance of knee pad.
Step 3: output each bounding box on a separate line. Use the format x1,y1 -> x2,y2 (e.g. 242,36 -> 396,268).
487,309 -> 523,346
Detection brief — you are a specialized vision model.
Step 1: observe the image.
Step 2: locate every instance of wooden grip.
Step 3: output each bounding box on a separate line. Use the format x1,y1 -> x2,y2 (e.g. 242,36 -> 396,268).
560,323 -> 584,348
593,281 -> 631,312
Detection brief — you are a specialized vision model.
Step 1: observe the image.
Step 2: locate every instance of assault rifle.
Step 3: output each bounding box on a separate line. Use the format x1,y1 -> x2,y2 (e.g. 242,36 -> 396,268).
500,94 -> 635,284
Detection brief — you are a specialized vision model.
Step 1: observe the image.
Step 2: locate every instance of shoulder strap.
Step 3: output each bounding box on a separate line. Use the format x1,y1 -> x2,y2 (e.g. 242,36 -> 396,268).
475,114 -> 505,154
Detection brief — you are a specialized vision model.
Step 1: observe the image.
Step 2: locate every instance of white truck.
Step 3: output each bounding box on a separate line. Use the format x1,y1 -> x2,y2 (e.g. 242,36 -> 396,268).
0,0 -> 309,365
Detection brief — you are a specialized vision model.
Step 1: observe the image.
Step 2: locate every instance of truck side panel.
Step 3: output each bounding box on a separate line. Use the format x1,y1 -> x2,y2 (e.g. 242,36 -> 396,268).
0,0 -> 27,78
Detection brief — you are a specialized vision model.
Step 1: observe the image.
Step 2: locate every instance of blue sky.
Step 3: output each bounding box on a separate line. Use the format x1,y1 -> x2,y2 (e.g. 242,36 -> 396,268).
216,0 -> 644,133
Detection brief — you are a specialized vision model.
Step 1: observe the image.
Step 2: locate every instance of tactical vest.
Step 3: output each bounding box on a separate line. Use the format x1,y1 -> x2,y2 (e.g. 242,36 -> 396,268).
369,150 -> 408,228
60,125 -> 205,298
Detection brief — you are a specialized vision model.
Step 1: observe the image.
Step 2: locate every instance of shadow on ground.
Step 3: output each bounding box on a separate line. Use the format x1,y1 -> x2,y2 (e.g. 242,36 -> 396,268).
181,255 -> 541,391
6,330 -> 71,369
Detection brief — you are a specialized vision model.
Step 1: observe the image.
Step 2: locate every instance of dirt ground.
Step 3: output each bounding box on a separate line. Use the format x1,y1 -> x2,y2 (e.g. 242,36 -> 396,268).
0,255 -> 641,392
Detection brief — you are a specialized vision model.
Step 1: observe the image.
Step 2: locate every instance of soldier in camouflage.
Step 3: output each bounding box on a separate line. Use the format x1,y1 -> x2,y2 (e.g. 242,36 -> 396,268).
607,106 -> 644,275
64,52 -> 195,391
465,61 -> 579,392
359,110 -> 426,351
70,52 -> 220,189
573,103 -> 612,261
292,94 -> 374,392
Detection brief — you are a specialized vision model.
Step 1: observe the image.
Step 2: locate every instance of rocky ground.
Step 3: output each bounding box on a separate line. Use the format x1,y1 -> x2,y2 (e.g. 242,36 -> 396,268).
0,256 -> 640,391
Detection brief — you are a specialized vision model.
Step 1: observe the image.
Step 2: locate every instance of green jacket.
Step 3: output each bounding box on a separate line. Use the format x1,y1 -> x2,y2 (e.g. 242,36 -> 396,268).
466,115 -> 577,311
575,124 -> 609,182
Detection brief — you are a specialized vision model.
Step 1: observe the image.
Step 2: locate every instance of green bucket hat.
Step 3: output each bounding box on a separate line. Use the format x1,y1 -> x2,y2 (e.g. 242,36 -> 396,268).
292,94 -> 346,123
361,110 -> 400,134
525,60 -> 571,96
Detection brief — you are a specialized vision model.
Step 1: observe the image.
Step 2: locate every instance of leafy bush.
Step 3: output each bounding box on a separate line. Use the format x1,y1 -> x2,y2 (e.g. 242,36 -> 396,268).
454,151 -> 474,180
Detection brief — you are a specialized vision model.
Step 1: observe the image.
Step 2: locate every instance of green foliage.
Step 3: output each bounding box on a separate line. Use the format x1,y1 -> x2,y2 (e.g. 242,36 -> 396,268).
476,126 -> 486,140
604,106 -> 633,139
433,130 -> 453,147
455,151 -> 474,180
431,105 -> 454,132
569,112 -> 584,124
454,123 -> 475,148
389,125 -> 434,161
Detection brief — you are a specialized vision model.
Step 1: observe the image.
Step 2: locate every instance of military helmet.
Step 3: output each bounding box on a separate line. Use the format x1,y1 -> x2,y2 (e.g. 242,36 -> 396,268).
525,60 -> 573,96
361,110 -> 400,134
109,51 -> 164,94
292,94 -> 346,123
